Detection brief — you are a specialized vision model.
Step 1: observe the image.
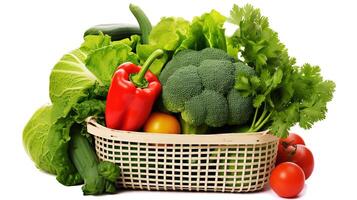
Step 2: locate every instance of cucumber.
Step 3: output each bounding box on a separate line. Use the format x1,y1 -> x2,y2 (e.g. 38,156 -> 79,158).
69,125 -> 118,195
83,23 -> 141,41
129,4 -> 152,44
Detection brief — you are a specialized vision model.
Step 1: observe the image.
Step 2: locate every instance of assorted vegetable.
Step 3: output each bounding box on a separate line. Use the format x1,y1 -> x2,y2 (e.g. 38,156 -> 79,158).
23,3 -> 334,196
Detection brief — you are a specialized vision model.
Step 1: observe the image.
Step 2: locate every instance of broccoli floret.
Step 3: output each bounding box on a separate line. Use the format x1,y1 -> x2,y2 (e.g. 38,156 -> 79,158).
159,48 -> 234,85
160,50 -> 201,84
227,89 -> 254,125
198,60 -> 235,94
181,90 -> 228,127
200,48 -> 235,62
182,94 -> 206,125
201,90 -> 228,127
162,65 -> 203,112
161,48 -> 255,133
234,62 -> 256,77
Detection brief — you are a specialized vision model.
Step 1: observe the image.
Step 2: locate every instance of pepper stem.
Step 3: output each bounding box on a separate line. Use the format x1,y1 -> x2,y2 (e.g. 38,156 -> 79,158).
131,49 -> 164,88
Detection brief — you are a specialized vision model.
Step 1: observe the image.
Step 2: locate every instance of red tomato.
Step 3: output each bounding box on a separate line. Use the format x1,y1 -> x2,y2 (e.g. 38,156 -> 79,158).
270,162 -> 305,198
277,133 -> 305,164
277,144 -> 314,179
291,145 -> 314,179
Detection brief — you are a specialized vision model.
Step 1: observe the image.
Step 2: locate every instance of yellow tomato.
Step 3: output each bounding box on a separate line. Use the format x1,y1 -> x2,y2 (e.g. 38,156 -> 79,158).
143,112 -> 181,134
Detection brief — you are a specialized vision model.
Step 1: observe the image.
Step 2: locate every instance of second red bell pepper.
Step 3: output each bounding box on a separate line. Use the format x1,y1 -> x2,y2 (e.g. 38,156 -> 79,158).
105,49 -> 163,131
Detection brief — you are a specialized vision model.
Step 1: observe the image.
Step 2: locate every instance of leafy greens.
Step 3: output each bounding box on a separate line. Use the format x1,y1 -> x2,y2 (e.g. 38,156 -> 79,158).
228,4 -> 335,137
138,10 -> 229,76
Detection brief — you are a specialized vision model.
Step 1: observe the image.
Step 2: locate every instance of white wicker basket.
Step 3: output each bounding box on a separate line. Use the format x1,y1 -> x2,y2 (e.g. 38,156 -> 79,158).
86,117 -> 278,193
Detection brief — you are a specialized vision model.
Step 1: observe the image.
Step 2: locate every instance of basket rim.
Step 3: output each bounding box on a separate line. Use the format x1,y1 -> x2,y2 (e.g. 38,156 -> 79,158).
86,117 -> 278,145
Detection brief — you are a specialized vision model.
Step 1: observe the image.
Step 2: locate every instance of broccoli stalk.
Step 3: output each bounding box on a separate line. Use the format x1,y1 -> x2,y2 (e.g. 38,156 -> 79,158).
180,117 -> 208,134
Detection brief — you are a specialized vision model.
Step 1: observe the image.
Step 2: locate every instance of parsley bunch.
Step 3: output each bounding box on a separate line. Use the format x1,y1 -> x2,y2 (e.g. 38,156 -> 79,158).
227,4 -> 335,138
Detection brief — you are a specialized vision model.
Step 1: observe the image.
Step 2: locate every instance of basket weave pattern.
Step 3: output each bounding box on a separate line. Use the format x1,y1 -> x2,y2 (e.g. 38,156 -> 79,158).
87,118 -> 278,192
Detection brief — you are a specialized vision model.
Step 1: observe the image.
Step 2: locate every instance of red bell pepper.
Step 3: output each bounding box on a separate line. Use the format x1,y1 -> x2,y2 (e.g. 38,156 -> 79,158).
105,49 -> 163,131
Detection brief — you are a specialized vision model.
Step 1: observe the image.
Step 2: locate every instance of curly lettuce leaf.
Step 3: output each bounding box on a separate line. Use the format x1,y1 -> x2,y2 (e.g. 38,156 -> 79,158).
201,10 -> 227,51
175,18 -> 205,52
177,10 -> 227,53
80,33 -> 111,54
136,10 -> 229,76
149,17 -> 190,51
113,34 -> 141,50
85,43 -> 139,87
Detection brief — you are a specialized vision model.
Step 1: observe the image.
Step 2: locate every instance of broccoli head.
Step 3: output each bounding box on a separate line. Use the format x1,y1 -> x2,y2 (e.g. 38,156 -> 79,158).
160,48 -> 255,133
160,48 -> 233,84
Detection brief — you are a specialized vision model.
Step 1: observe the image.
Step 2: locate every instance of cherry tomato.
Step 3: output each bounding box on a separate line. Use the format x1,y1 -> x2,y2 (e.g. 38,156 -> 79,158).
143,112 -> 181,134
277,133 -> 305,164
281,144 -> 314,179
270,162 -> 305,198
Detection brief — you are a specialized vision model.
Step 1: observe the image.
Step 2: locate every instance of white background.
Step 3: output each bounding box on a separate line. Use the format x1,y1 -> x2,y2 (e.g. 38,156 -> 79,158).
1,0 -> 356,199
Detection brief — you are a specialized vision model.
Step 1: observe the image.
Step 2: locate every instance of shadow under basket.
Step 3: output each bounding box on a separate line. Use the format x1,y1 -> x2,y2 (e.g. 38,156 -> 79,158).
86,117 -> 278,193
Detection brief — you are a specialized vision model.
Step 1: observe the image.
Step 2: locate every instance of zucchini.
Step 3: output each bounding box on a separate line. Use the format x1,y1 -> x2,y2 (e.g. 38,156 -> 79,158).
69,125 -> 118,195
83,23 -> 141,41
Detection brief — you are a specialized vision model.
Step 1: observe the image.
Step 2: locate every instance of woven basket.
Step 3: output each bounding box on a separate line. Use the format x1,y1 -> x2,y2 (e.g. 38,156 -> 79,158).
86,117 -> 278,193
